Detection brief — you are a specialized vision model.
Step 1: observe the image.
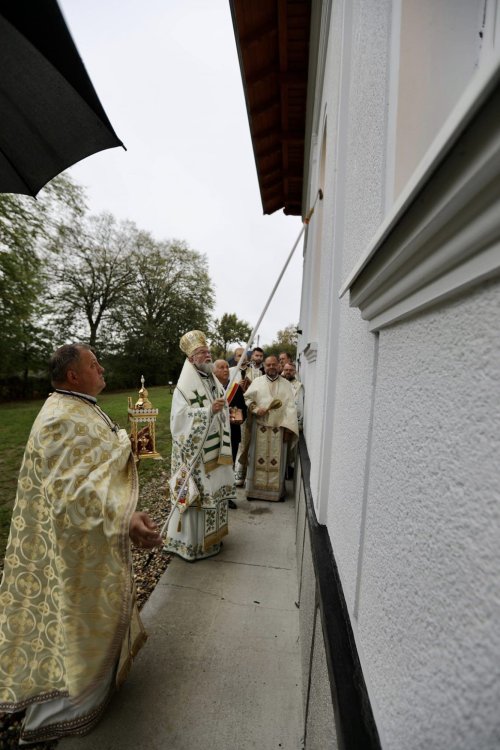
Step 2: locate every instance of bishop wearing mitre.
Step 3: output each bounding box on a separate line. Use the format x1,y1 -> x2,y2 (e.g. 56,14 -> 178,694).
164,330 -> 235,561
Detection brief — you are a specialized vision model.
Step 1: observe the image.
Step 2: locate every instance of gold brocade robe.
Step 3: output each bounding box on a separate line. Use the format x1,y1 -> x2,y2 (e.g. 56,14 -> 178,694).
0,392 -> 142,713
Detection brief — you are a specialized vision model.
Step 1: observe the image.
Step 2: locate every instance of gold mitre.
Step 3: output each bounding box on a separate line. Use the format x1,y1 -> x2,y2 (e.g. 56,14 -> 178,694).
179,330 -> 207,356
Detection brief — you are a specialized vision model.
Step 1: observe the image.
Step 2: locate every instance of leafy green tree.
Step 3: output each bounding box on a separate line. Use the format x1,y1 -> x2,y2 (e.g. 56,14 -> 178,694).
107,238 -> 215,386
265,323 -> 298,360
50,213 -> 136,348
211,313 -> 251,358
0,175 -> 86,393
0,245 -> 50,383
0,174 -> 86,258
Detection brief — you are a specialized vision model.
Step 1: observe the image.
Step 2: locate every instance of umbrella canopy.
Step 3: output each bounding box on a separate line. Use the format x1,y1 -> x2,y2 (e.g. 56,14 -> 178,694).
0,0 -> 124,197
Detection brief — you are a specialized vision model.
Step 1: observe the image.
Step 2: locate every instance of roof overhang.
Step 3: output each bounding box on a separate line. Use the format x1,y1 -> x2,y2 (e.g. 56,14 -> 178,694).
230,0 -> 311,216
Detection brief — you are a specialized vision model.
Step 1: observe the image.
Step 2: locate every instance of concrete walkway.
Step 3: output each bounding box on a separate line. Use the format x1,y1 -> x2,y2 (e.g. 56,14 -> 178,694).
60,488 -> 303,750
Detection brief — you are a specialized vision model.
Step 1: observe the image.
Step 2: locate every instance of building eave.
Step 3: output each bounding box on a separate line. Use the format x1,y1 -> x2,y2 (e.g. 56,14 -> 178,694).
230,0 -> 311,216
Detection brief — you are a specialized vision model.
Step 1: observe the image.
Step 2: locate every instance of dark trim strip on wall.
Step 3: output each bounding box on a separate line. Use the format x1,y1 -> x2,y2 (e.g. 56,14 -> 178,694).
299,433 -> 381,750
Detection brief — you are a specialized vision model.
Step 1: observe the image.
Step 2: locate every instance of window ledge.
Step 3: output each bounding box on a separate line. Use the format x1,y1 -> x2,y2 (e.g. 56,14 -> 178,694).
340,55 -> 500,331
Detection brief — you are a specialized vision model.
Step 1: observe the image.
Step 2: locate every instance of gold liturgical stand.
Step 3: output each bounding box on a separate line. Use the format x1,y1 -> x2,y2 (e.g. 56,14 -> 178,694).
128,376 -> 161,460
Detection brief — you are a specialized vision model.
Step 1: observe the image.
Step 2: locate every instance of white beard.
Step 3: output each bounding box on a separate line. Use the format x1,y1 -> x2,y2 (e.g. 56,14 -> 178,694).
196,362 -> 214,375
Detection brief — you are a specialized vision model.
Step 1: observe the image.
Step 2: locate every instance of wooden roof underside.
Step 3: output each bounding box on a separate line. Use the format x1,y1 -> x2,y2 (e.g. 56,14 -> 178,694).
230,0 -> 311,216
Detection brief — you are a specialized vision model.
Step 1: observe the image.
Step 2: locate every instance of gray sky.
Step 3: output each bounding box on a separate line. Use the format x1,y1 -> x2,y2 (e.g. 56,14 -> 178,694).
58,0 -> 304,348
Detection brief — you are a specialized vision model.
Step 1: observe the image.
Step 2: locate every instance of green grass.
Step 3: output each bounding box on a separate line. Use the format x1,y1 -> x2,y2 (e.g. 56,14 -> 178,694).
0,386 -> 173,561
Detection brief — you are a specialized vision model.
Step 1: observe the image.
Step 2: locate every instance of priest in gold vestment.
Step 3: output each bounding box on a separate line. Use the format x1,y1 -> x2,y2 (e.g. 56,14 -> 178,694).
244,356 -> 299,501
0,344 -> 161,744
163,331 -> 235,561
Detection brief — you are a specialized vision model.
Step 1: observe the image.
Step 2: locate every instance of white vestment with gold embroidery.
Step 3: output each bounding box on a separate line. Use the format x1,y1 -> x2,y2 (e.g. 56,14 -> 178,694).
244,376 -> 299,501
164,360 -> 235,561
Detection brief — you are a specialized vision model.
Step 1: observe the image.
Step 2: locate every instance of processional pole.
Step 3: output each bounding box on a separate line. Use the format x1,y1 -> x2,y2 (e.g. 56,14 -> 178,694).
226,188 -> 323,393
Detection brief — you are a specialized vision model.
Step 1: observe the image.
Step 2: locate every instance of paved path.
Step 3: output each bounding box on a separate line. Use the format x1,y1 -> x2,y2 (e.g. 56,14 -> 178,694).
60,489 -> 303,750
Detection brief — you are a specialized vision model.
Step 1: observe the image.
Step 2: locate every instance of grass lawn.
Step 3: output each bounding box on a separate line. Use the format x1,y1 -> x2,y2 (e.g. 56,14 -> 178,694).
0,386 -> 173,561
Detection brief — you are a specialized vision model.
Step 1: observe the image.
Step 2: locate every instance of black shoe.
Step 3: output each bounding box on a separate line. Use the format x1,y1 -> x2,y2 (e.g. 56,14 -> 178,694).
228,499 -> 237,509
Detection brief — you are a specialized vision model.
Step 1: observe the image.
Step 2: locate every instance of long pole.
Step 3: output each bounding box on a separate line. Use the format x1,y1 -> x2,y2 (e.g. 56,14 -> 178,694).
226,188 -> 323,393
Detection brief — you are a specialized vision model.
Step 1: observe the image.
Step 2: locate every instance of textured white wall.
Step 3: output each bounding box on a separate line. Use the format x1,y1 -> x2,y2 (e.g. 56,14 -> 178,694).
324,0 -> 391,609
300,0 -> 344,517
358,279 -> 500,749
326,305 -> 375,612
299,0 -> 500,747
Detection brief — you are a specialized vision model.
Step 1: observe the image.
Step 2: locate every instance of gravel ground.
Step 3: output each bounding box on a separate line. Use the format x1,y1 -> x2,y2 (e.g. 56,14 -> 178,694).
132,470 -> 173,609
0,471 -> 173,748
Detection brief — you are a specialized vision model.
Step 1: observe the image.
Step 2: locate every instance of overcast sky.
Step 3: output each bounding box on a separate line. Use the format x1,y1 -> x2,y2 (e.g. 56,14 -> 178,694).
57,0 -> 304,348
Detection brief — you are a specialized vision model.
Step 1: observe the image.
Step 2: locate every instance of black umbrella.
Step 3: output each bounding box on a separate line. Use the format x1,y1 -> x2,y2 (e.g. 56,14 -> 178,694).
0,0 -> 124,197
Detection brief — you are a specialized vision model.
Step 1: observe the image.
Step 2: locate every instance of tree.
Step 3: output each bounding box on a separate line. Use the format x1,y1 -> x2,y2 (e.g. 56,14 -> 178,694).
50,213 -> 136,348
108,237 -> 215,386
274,324 -> 299,348
0,173 -> 86,259
0,175 -> 87,393
0,243 -> 51,385
210,313 -> 252,358
266,323 -> 299,359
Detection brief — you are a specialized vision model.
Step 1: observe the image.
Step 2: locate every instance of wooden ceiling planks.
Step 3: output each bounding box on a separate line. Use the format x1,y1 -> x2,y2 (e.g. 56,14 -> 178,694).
230,0 -> 311,216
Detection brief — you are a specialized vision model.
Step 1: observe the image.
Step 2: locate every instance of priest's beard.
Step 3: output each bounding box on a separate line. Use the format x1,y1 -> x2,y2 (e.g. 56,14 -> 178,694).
196,362 -> 214,375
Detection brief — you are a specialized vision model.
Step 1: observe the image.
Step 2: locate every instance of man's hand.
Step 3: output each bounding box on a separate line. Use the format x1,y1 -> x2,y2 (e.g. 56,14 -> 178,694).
129,511 -> 162,549
240,377 -> 251,393
230,407 -> 243,425
256,406 -> 268,417
211,397 -> 225,414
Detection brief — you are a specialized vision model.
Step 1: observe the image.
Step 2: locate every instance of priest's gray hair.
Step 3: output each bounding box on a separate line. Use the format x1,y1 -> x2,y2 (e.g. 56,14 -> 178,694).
50,343 -> 90,386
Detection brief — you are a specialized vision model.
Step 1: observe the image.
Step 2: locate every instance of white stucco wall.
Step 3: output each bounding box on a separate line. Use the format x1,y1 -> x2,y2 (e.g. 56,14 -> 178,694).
325,0 -> 391,611
299,0 -> 344,519
357,279 -> 500,749
301,0 -> 392,608
298,0 -> 500,747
